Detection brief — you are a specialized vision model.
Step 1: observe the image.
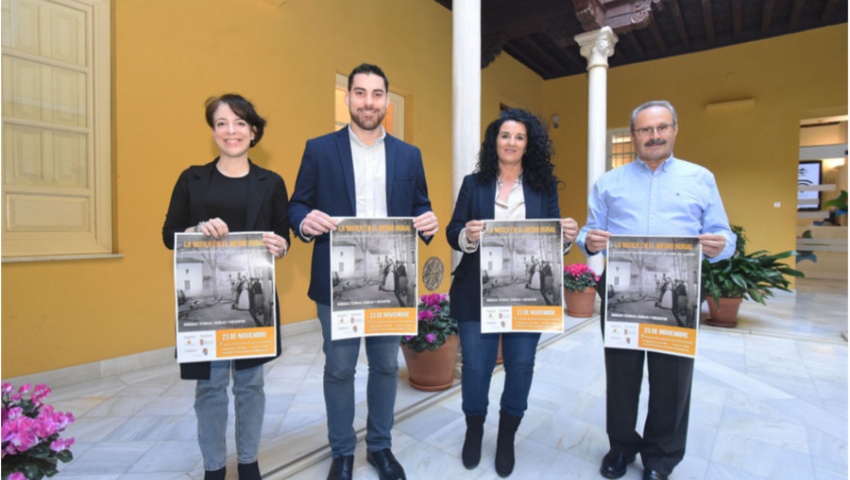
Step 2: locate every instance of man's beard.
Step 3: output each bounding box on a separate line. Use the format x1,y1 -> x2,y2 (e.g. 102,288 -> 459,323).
350,108 -> 386,131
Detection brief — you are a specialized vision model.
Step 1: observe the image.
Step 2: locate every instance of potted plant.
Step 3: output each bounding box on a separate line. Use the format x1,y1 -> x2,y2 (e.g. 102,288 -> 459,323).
400,293 -> 459,391
563,263 -> 600,317
702,225 -> 804,327
2,383 -> 75,480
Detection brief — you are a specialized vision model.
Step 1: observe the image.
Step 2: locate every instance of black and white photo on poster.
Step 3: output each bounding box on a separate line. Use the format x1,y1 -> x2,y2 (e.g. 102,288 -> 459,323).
174,232 -> 277,362
605,235 -> 702,329
329,218 -> 418,340
331,218 -> 417,310
480,220 -> 563,308
175,232 -> 275,332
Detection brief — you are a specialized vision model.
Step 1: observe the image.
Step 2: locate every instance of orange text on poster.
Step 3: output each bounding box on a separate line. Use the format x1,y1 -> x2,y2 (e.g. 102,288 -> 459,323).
638,324 -> 696,356
364,308 -> 416,335
217,327 -> 276,358
511,306 -> 562,332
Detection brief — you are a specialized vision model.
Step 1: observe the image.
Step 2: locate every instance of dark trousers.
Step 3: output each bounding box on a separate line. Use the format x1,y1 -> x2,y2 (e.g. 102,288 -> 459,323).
599,271 -> 694,475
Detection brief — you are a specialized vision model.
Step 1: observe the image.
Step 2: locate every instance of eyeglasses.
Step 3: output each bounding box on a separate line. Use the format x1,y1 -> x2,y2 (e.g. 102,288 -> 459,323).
632,123 -> 675,138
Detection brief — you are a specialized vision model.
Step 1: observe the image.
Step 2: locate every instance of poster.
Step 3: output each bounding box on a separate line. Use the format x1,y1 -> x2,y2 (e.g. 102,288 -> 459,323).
603,235 -> 702,357
480,219 -> 564,333
329,218 -> 418,340
173,232 -> 276,363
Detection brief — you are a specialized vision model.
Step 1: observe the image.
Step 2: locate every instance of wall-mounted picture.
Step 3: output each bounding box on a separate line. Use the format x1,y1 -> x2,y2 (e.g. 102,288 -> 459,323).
798,160 -> 822,210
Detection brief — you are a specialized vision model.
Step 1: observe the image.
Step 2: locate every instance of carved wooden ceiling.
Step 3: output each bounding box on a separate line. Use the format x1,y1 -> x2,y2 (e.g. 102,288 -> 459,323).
434,0 -> 847,79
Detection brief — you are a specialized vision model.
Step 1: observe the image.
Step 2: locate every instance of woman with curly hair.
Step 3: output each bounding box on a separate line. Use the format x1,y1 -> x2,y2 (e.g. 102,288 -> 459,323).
446,108 -> 578,477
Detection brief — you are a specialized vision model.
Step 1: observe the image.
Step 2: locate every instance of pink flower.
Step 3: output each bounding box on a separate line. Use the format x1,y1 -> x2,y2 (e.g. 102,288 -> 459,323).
31,384 -> 51,405
418,309 -> 434,322
1,383 -> 14,396
8,472 -> 26,480
5,406 -> 23,421
425,333 -> 437,343
50,437 -> 74,452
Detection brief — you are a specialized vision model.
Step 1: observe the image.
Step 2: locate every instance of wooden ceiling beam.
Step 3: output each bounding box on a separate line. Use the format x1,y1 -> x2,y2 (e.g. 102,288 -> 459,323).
761,0 -> 775,33
789,0 -> 805,29
648,16 -> 669,53
732,0 -> 743,38
503,39 -> 557,78
666,0 -> 691,48
821,0 -> 839,23
701,0 -> 715,45
623,31 -> 647,58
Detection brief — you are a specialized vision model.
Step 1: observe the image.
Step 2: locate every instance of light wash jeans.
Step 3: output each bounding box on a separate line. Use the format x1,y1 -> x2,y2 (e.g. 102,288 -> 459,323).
194,361 -> 265,471
458,321 -> 541,417
317,303 -> 399,457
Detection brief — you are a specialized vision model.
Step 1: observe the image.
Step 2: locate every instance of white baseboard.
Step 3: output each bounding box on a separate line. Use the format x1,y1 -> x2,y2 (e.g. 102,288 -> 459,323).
3,319 -> 320,388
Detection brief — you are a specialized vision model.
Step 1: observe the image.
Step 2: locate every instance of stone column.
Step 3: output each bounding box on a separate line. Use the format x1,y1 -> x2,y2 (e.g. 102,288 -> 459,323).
575,27 -> 617,274
452,0 -> 480,268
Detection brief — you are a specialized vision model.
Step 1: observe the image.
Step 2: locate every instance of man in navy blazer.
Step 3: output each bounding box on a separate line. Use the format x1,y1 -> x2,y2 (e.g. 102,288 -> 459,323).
288,64 -> 438,480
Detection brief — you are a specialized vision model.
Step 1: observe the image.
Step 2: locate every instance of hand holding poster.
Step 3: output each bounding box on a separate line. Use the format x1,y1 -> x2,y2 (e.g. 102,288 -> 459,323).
603,235 -> 702,357
480,220 -> 564,333
174,232 -> 277,363
329,218 -> 418,340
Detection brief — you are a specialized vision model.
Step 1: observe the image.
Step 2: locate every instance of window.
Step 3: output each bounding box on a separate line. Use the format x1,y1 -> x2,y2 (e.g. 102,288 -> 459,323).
334,73 -> 404,140
607,128 -> 634,171
2,0 -> 112,259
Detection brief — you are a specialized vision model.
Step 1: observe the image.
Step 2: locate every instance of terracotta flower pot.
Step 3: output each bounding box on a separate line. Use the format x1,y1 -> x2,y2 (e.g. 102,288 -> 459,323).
401,335 -> 459,391
564,287 -> 596,317
704,296 -> 743,327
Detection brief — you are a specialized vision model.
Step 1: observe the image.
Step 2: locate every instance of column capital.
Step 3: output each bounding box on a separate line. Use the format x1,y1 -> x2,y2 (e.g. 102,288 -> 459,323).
575,26 -> 619,70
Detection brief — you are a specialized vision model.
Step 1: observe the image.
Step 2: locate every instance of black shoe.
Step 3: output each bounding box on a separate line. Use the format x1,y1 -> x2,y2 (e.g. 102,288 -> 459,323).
462,415 -> 486,469
599,450 -> 635,479
238,461 -> 261,480
204,467 -> 226,480
327,455 -> 354,480
642,469 -> 669,480
495,412 -> 521,477
366,448 -> 406,480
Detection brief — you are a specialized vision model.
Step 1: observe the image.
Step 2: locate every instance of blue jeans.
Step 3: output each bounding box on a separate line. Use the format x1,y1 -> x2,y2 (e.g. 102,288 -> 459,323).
194,361 -> 265,470
458,321 -> 541,418
317,303 -> 399,457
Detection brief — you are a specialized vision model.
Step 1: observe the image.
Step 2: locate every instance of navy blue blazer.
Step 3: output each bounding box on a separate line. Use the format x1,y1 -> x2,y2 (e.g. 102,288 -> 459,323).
447,173 -> 561,322
288,127 -> 434,305
162,158 -> 291,380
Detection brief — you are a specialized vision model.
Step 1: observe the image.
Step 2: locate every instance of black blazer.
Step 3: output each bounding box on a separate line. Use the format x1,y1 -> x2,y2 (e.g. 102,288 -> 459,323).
162,158 -> 291,380
287,127 -> 434,305
446,173 -> 561,322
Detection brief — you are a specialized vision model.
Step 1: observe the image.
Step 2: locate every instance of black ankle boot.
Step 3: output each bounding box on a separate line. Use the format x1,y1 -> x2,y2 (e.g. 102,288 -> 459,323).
204,467 -> 226,480
462,415 -> 486,469
495,412 -> 521,477
238,461 -> 262,480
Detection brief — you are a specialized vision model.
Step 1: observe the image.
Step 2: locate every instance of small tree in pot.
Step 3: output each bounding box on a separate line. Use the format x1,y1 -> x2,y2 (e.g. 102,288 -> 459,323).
701,225 -> 804,327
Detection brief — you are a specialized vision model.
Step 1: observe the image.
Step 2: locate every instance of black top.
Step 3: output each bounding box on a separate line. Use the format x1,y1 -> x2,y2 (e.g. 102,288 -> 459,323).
206,168 -> 249,231
162,158 -> 291,380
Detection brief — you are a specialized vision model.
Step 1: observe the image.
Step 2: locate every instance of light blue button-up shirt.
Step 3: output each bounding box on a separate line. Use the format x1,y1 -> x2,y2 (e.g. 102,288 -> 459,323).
577,156 -> 736,263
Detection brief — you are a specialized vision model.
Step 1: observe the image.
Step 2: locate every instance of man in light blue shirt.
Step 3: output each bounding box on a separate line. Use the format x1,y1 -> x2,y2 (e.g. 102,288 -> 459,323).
577,100 -> 735,480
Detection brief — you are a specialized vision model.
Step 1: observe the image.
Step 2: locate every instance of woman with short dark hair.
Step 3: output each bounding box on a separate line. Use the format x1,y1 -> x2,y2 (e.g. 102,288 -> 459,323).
162,94 -> 290,480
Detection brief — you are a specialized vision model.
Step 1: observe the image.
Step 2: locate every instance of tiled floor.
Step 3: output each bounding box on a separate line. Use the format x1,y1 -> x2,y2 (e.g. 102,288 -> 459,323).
9,278 -> 847,479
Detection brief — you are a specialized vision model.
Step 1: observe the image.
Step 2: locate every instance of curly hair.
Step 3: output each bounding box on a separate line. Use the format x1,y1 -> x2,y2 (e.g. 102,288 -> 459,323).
475,108 -> 560,192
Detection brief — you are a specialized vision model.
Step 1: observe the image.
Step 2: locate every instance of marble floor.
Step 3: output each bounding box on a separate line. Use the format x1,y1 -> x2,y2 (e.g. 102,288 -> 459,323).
8,278 -> 847,479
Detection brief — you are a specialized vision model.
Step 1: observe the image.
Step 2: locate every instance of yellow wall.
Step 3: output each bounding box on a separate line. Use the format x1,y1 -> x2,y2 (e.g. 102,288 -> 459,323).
545,24 -> 848,262
0,0 -> 545,378
1,0 -> 845,379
